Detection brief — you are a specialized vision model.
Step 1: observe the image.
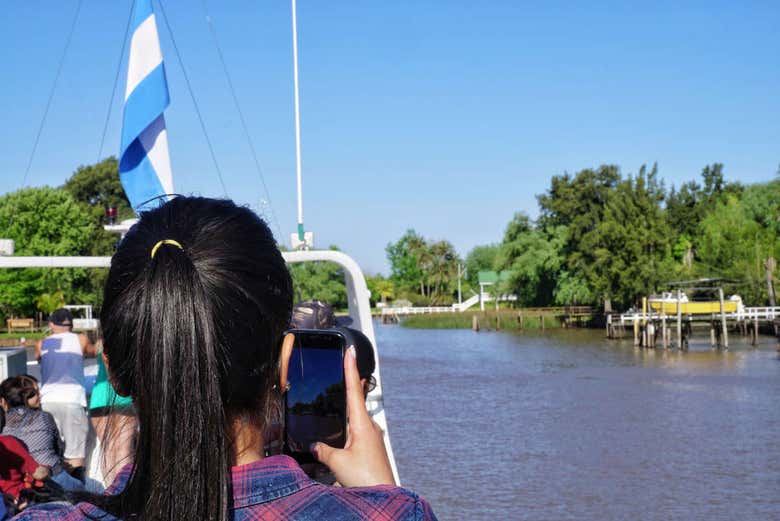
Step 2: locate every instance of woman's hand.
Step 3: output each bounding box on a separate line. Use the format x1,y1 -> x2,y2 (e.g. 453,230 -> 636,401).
32,465 -> 50,481
311,345 -> 395,487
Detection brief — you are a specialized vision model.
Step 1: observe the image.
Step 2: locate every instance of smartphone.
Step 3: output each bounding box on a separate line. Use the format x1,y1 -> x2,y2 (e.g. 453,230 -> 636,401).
283,329 -> 347,465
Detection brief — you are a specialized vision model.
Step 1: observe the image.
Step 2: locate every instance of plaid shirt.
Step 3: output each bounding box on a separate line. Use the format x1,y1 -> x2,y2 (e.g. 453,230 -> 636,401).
14,455 -> 437,521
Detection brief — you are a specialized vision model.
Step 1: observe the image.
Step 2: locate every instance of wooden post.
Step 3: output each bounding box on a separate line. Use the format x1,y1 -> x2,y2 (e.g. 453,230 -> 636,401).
606,314 -> 612,338
651,323 -> 655,348
519,312 -> 524,330
540,315 -> 545,332
633,316 -> 639,346
676,290 -> 682,350
753,315 -> 759,346
710,322 -> 716,348
661,313 -> 667,349
496,314 -> 500,330
718,287 -> 728,349
472,315 -> 479,332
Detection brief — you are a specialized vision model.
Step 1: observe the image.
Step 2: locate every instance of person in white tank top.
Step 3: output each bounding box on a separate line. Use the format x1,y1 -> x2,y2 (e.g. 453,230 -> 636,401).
35,308 -> 96,474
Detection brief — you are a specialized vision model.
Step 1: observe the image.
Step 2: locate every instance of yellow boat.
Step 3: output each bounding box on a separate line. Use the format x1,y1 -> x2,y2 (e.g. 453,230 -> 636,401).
648,292 -> 742,315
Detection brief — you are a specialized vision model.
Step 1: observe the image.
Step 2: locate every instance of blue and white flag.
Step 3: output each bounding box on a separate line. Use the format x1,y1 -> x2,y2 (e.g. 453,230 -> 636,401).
119,0 -> 173,212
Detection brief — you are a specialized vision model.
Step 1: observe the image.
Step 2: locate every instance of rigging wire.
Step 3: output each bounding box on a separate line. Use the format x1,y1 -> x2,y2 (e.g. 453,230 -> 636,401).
96,0 -> 135,163
20,0 -> 84,189
155,0 -> 230,198
200,0 -> 283,240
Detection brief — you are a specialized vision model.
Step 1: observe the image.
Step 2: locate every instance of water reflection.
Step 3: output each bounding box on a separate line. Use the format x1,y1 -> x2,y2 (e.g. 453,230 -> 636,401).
377,323 -> 780,521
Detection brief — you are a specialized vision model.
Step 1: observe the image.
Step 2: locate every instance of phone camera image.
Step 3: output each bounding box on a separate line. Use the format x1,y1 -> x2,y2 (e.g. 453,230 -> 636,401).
284,331 -> 346,465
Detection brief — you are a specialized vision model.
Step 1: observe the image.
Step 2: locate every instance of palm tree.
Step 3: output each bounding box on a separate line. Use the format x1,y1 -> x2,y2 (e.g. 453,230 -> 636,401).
428,241 -> 459,304
375,279 -> 395,304
35,291 -> 65,315
406,234 -> 430,298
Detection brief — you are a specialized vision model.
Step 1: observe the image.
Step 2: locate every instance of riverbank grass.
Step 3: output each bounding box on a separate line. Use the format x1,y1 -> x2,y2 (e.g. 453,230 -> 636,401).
400,311 -> 566,330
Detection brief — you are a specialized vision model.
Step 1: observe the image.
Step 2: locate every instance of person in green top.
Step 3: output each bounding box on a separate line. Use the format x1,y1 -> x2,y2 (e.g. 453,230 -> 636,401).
88,341 -> 136,485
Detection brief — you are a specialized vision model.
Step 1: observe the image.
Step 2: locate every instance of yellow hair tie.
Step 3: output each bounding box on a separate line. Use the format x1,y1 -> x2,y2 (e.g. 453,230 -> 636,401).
150,239 -> 184,259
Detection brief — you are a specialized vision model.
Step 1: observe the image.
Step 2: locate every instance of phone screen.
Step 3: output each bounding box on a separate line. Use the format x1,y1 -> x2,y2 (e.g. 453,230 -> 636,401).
284,331 -> 346,464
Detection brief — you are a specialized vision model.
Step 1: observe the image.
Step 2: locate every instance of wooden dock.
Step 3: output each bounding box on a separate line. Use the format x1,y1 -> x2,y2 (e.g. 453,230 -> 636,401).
607,305 -> 780,349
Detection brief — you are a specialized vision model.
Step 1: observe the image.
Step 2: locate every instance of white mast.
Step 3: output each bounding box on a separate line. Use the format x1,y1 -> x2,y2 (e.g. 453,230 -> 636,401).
290,0 -> 311,249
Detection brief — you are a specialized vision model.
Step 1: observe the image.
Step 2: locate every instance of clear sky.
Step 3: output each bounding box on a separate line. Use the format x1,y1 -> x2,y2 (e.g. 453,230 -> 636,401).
1,1 -> 778,274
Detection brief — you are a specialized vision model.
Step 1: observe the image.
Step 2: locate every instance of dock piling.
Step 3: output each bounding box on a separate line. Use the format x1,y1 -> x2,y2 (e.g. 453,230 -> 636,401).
676,290 -> 682,350
752,315 -> 759,346
661,314 -> 668,349
710,322 -> 716,349
718,288 -> 729,349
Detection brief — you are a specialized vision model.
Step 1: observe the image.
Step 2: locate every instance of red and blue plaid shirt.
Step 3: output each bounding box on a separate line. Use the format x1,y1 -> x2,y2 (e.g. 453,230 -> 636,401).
14,455 -> 437,521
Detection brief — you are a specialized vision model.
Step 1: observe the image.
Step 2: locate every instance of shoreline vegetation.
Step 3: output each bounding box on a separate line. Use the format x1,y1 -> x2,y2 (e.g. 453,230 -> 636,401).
0,159 -> 777,323
374,163 -> 780,316
397,310 -> 593,331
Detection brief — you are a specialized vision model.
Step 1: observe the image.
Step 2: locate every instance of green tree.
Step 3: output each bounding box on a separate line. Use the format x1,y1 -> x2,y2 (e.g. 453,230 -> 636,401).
366,274 -> 395,306
666,181 -> 703,239
553,271 -> 592,305
62,157 -> 132,256
666,163 -> 742,245
288,246 -> 348,309
34,291 -> 65,315
427,240 -> 459,305
536,165 -> 621,304
697,194 -> 779,304
385,229 -> 425,297
537,165 -> 620,246
464,244 -> 499,289
0,187 -> 94,317
581,164 -> 675,308
495,214 -> 566,306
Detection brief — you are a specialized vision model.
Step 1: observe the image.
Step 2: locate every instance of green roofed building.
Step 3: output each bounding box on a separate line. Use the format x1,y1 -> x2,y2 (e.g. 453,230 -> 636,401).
477,270 -> 514,310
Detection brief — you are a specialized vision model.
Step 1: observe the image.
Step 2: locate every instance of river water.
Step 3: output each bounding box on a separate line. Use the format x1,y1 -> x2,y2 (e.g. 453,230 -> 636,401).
376,323 -> 780,521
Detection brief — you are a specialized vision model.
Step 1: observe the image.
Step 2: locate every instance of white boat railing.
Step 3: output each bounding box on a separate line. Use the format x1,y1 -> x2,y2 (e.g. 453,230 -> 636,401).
0,250 -> 401,484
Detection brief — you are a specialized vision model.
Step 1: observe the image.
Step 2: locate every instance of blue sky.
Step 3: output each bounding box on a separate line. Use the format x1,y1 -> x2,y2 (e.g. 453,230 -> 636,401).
1,1 -> 778,274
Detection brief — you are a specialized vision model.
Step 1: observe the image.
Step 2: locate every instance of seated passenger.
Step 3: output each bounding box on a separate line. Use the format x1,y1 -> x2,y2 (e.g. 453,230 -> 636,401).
0,377 -> 83,492
16,197 -> 436,520
0,409 -> 50,503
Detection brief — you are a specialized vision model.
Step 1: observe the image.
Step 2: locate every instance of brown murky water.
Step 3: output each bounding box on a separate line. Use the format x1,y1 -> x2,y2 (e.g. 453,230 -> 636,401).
377,324 -> 780,521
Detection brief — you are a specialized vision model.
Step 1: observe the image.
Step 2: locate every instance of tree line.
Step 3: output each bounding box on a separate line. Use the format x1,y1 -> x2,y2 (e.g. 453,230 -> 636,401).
0,158 -> 353,318
0,159 -> 777,318
382,163 -> 780,310
0,158 -> 132,318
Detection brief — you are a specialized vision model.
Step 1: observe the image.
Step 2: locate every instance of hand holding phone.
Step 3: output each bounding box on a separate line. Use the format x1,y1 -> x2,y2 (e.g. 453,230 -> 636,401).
311,344 -> 395,487
284,330 -> 347,465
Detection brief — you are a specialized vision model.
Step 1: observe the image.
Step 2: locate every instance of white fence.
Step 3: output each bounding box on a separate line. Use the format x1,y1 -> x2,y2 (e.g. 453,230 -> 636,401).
617,306 -> 780,325
381,306 -> 454,316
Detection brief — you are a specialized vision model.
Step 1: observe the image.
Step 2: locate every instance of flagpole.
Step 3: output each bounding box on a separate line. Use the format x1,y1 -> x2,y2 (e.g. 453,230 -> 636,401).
291,0 -> 305,243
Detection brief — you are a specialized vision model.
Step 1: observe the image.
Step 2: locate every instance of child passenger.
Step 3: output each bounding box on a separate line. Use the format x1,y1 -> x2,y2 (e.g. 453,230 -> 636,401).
16,197 -> 436,521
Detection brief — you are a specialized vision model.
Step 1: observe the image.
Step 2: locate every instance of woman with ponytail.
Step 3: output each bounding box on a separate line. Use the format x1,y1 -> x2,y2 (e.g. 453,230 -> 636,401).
16,197 -> 436,521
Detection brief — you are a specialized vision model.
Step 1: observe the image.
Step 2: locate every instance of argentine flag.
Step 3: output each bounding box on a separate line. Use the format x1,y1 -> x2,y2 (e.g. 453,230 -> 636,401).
119,0 -> 173,211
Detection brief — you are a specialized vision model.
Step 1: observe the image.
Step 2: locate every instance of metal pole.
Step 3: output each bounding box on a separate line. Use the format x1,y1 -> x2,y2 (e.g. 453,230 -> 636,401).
457,263 -> 462,305
291,0 -> 304,242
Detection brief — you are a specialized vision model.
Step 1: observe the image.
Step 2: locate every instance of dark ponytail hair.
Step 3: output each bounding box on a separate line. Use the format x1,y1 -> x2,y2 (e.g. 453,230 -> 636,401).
90,197 -> 292,520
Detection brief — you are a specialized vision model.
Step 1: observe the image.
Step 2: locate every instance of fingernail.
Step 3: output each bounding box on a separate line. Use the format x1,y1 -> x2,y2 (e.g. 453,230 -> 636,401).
347,345 -> 356,359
